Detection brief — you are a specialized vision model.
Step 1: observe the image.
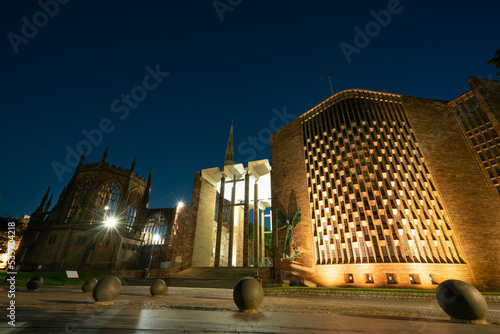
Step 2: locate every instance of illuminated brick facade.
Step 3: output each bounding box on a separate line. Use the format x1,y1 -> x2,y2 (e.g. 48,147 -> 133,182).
448,77 -> 500,197
16,77 -> 500,289
271,77 -> 500,291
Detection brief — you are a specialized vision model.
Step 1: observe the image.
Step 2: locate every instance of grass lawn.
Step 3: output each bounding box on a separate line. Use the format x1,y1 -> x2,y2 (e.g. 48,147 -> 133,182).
0,270 -> 121,286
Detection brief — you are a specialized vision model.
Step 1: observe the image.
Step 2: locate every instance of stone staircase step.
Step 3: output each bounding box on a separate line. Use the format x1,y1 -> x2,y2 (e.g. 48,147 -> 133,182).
122,267 -> 280,289
171,267 -> 270,280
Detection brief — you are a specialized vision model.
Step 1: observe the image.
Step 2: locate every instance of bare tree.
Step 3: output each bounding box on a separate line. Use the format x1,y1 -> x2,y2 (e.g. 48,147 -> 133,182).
486,49 -> 500,77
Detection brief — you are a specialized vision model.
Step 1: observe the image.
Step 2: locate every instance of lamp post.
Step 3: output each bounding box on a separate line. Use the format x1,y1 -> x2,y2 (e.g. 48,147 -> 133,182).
103,213 -> 120,269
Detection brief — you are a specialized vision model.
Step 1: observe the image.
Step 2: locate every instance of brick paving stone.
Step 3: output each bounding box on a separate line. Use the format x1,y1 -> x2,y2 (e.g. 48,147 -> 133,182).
0,285 -> 499,333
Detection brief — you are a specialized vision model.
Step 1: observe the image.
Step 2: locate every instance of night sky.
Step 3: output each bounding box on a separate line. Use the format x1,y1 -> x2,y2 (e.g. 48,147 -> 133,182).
1,0 -> 499,217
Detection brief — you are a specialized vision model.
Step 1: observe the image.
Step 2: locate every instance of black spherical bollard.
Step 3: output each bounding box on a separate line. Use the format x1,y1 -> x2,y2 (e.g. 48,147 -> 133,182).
81,278 -> 98,293
233,277 -> 264,313
26,276 -> 43,291
436,279 -> 488,324
150,279 -> 167,297
92,276 -> 122,304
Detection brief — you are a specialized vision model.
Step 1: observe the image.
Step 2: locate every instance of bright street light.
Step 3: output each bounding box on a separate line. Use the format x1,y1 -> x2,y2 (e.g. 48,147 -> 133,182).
177,201 -> 184,208
104,217 -> 117,227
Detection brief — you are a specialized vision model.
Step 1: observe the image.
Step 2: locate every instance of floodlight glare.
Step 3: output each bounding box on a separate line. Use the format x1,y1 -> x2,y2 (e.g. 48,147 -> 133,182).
104,217 -> 117,227
177,201 -> 184,208
153,234 -> 160,242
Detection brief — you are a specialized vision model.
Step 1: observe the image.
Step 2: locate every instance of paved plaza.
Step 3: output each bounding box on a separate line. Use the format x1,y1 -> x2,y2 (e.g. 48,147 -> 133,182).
1,285 -> 499,333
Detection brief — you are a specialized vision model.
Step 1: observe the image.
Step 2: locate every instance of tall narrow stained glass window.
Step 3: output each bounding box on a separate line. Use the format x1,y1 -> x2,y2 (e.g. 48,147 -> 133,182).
94,181 -> 120,221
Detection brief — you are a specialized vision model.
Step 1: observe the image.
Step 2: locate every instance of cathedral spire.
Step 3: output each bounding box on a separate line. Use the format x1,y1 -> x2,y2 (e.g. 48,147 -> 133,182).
224,121 -> 234,166
101,146 -> 109,163
40,187 -> 51,209
78,150 -> 86,167
143,168 -> 153,209
148,168 -> 153,184
31,187 -> 51,220
34,187 -> 51,214
131,155 -> 137,172
44,194 -> 53,212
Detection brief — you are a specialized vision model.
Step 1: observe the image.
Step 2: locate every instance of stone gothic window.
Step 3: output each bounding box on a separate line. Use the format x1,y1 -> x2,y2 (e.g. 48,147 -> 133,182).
142,212 -> 168,245
66,177 -> 92,223
125,192 -> 140,232
94,181 -> 120,221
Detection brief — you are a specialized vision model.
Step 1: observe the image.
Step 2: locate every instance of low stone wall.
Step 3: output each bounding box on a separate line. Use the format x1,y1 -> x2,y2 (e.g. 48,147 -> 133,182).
483,295 -> 499,303
264,288 -> 500,303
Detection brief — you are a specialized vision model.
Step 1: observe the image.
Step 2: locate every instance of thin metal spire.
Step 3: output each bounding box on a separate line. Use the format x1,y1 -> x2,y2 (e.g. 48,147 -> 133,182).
327,71 -> 334,96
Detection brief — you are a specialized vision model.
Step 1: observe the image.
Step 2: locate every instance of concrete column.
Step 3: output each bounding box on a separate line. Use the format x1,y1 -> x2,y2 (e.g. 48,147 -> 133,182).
243,173 -> 250,267
261,210 -> 265,265
214,176 -> 225,267
228,176 -> 236,267
253,181 -> 259,267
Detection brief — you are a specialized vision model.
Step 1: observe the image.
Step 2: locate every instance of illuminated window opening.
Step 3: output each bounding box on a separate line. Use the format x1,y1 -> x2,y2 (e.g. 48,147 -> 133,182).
345,273 -> 354,283
94,181 -> 120,221
66,177 -> 92,223
365,273 -> 374,283
125,192 -> 140,232
386,273 -> 397,284
409,274 -> 420,284
143,213 -> 168,245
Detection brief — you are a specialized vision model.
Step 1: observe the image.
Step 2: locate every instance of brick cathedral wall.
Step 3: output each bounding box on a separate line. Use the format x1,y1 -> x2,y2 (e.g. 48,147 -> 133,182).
271,118 -> 317,284
402,96 -> 500,291
46,229 -> 70,267
469,77 -> 500,136
19,229 -> 47,270
315,263 -> 473,289
172,172 -> 203,270
62,230 -> 93,267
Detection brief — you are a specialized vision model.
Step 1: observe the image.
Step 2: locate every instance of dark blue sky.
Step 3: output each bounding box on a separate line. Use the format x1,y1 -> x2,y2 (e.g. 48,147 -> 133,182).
1,0 -> 499,217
